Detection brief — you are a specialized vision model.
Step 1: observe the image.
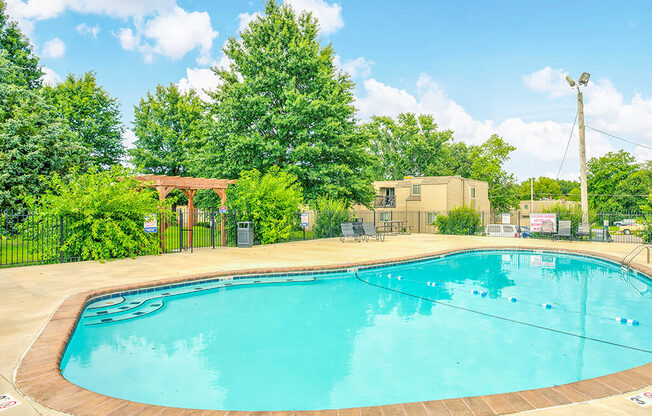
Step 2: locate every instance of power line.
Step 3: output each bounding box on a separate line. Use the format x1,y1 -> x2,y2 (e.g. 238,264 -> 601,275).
585,125 -> 652,151
556,111 -> 577,179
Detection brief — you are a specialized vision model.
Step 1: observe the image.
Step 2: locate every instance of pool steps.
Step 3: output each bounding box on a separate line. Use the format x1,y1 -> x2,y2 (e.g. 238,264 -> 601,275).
83,275 -> 315,326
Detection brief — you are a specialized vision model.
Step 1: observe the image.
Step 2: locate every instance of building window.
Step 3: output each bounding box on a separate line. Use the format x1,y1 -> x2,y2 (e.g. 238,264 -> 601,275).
379,212 -> 390,221
524,204 -> 529,210
427,212 -> 437,224
412,184 -> 421,195
471,187 -> 476,198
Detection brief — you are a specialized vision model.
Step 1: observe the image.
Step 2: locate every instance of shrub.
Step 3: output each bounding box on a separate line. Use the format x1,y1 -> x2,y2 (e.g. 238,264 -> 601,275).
434,207 -> 481,235
635,218 -> 652,243
227,167 -> 303,244
25,166 -> 172,261
311,197 -> 350,238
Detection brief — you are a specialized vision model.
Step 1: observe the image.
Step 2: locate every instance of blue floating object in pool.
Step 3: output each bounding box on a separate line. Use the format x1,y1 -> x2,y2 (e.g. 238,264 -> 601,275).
542,303 -> 552,309
480,291 -> 488,297
631,320 -> 640,326
471,290 -> 479,295
507,297 -> 517,303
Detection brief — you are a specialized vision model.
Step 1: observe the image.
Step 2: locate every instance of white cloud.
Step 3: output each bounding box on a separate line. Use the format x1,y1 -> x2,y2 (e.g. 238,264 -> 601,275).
122,129 -> 138,149
178,67 -> 221,102
334,56 -> 373,79
238,11 -> 261,33
356,70 -> 652,179
42,37 -> 65,58
5,0 -> 175,32
522,66 -> 573,99
284,0 -> 343,35
76,23 -> 100,38
40,66 -> 62,86
116,6 -> 218,64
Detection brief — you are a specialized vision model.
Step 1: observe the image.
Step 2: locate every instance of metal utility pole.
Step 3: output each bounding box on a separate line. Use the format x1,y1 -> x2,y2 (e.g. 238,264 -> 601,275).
566,72 -> 591,223
577,89 -> 589,223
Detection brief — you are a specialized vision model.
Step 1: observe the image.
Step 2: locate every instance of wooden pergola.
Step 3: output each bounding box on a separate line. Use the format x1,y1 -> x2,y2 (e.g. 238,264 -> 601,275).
136,175 -> 237,248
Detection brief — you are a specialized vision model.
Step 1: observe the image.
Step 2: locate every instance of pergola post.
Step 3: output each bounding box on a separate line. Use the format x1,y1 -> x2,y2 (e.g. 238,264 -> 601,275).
155,186 -> 173,252
214,189 -> 227,246
181,189 -> 197,249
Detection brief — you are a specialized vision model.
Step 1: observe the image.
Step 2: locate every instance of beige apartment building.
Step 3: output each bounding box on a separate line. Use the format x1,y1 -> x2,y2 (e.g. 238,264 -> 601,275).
367,176 -> 490,212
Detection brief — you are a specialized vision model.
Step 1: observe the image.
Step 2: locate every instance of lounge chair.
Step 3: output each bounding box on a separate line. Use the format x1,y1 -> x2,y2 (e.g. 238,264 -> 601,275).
576,222 -> 590,240
540,220 -> 555,239
554,220 -> 572,241
340,223 -> 362,242
362,222 -> 385,242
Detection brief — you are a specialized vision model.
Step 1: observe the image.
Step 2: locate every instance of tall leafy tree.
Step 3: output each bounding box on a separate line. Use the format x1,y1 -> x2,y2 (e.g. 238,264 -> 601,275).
43,72 -> 125,169
198,0 -> 373,205
0,1 -> 41,88
587,150 -> 650,212
0,53 -> 83,213
130,83 -> 205,176
362,113 -> 453,180
467,135 -> 519,212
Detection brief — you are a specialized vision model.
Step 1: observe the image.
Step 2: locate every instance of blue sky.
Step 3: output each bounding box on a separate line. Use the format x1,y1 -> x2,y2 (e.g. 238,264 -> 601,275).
5,0 -> 652,180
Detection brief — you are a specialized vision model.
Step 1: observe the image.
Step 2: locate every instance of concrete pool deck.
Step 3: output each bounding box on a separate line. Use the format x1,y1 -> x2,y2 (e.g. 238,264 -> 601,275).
0,234 -> 651,416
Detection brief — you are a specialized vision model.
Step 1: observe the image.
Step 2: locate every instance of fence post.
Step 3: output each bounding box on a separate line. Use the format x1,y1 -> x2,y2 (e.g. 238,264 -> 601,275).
517,211 -> 521,230
418,211 -> 421,233
59,216 -> 64,263
179,210 -> 184,252
210,212 -> 215,249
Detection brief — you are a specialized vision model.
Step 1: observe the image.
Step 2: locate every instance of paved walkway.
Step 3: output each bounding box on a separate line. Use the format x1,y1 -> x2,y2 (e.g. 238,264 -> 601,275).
0,234 -> 650,415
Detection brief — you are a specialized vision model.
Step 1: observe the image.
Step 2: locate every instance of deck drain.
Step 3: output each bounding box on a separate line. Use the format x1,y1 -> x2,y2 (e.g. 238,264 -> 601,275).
161,293 -> 170,295
119,306 -> 129,309
96,311 -> 108,314
133,312 -> 145,316
130,302 -> 140,305
194,287 -> 203,290
100,318 -> 113,322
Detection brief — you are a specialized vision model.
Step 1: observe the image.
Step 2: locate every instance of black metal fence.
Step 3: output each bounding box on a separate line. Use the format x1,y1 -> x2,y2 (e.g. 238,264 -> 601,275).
2,208 -> 650,269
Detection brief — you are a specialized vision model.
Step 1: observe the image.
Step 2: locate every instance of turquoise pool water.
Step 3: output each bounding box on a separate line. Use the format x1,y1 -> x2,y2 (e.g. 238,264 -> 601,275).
60,250 -> 652,411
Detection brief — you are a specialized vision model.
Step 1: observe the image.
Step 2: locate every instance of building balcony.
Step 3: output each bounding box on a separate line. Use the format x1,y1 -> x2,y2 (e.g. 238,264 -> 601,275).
375,195 -> 396,208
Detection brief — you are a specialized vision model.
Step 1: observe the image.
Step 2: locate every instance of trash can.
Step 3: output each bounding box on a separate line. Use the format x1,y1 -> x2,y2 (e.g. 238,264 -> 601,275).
237,222 -> 254,247
350,217 -> 364,237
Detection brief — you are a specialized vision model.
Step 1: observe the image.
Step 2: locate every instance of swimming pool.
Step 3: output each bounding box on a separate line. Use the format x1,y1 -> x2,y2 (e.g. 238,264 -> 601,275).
60,249 -> 652,411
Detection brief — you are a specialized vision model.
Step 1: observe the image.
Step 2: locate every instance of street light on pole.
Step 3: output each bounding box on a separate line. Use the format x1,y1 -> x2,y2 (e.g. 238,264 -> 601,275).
566,72 -> 590,223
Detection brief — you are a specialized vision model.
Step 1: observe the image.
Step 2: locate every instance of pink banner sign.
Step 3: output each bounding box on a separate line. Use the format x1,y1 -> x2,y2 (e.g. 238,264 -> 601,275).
530,213 -> 557,232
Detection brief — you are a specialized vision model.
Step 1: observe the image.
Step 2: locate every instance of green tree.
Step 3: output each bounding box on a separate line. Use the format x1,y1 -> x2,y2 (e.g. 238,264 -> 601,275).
468,135 -> 519,212
0,1 -> 41,88
0,54 -> 83,213
587,150 -> 649,212
199,0 -> 373,205
362,113 -> 453,180
517,177 -> 563,200
43,72 -> 125,169
227,167 -> 303,244
25,166 -> 171,261
130,83 -> 205,176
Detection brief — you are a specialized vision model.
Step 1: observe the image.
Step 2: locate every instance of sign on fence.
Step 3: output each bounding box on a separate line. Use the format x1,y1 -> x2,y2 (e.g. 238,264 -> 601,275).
143,215 -> 158,233
300,213 -> 309,227
530,213 -> 557,232
501,213 -> 511,224
219,206 -> 227,214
